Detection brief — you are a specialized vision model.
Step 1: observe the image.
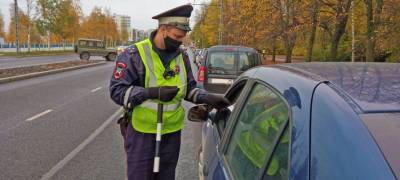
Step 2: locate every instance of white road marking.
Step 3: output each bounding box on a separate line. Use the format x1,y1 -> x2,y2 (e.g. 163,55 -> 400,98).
26,109 -> 53,122
40,108 -> 123,180
90,87 -> 102,93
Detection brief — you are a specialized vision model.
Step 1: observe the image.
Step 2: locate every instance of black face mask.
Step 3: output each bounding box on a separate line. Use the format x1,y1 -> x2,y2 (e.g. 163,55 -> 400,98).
164,36 -> 182,52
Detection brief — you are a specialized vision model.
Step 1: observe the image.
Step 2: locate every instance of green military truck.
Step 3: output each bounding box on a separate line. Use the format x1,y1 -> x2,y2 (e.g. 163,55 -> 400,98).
74,38 -> 117,61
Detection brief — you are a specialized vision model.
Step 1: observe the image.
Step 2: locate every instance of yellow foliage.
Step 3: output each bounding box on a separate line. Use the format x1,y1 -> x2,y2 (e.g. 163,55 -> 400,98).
192,0 -> 400,61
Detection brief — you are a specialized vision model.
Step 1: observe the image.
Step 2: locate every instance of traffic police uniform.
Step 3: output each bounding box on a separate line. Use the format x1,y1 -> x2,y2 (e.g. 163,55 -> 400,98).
110,4 -> 229,180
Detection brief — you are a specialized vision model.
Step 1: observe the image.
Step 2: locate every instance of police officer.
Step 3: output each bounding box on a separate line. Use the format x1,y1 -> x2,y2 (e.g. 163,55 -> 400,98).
109,4 -> 230,180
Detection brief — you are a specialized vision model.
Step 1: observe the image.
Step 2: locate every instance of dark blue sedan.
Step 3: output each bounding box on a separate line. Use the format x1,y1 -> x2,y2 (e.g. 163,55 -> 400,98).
188,63 -> 400,180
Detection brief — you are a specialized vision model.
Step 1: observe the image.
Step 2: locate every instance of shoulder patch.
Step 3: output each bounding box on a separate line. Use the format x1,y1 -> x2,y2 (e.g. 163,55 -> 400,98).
114,62 -> 127,80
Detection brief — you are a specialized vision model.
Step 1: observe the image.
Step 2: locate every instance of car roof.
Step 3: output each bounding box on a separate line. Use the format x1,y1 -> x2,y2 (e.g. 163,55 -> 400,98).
361,113 -> 400,177
275,62 -> 400,113
78,38 -> 102,42
207,45 -> 257,53
240,63 -> 399,177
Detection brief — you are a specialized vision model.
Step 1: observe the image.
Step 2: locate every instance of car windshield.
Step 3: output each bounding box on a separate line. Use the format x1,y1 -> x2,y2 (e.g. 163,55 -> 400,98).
360,113 -> 400,177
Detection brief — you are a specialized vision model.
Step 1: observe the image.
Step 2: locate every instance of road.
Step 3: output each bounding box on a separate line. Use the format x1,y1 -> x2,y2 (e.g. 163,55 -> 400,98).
0,54 -> 105,69
0,61 -> 201,179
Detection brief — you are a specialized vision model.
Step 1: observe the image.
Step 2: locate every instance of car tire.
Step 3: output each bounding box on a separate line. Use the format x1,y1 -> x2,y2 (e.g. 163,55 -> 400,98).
80,52 -> 90,61
106,53 -> 117,61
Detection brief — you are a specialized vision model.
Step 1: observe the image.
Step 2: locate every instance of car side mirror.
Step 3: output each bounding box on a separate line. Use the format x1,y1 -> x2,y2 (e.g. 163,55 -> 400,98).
187,104 -> 210,122
208,110 -> 216,122
209,108 -> 231,124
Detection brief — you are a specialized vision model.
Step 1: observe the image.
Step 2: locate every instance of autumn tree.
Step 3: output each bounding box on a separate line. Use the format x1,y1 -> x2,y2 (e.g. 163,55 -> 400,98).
319,0 -> 353,60
201,1 -> 220,46
276,0 -> 303,62
0,10 -> 5,39
306,0 -> 321,61
192,0 -> 400,62
26,0 -> 34,52
363,0 -> 383,61
190,6 -> 210,48
36,0 -> 60,50
80,7 -> 119,47
7,4 -> 41,45
52,0 -> 80,50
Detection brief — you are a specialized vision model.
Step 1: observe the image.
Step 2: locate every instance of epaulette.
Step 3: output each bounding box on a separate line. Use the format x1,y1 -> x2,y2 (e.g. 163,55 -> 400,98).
126,45 -> 138,55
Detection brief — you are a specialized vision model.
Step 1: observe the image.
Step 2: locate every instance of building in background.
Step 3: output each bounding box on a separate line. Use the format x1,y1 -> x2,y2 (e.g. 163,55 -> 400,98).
113,14 -> 132,42
132,28 -> 153,42
145,29 -> 155,39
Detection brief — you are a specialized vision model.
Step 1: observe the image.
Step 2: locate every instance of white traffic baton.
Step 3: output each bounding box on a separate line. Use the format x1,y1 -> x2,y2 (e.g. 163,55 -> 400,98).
153,103 -> 163,173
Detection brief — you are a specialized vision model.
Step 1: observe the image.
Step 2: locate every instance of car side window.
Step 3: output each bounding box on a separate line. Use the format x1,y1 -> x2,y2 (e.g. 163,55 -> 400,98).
97,42 -> 104,48
238,53 -> 250,71
224,83 -> 289,180
79,41 -> 87,46
262,127 -> 289,180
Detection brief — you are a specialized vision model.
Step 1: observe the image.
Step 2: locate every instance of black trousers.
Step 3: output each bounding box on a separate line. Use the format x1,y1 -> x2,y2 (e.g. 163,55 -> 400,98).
123,123 -> 181,180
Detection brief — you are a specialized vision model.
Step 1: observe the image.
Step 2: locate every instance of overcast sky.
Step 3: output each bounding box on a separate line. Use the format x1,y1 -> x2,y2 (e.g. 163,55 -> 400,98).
1,0 -> 209,33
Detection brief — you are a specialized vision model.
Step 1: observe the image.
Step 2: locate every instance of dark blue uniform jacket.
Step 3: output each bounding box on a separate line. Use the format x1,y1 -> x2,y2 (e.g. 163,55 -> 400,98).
109,32 -> 206,109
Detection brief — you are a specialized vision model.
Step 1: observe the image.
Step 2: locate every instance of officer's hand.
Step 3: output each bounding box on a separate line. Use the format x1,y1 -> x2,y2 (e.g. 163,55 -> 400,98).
204,93 -> 230,109
147,86 -> 179,102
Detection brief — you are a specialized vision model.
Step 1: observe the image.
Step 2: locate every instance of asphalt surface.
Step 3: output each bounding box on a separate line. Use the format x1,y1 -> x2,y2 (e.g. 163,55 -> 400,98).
0,54 -> 105,69
0,60 -> 202,179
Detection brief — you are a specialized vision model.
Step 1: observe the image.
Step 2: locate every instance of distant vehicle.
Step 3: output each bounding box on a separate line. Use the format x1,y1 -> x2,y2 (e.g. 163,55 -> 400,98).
195,49 -> 208,67
74,38 -> 117,61
198,45 -> 262,93
188,62 -> 400,180
185,48 -> 199,81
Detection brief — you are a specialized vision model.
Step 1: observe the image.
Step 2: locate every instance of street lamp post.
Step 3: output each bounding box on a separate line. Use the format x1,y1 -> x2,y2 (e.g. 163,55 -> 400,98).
27,0 -> 32,53
14,0 -> 20,53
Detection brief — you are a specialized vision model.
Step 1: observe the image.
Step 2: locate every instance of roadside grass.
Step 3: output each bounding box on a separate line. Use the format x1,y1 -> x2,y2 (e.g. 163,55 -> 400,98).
0,50 -> 75,58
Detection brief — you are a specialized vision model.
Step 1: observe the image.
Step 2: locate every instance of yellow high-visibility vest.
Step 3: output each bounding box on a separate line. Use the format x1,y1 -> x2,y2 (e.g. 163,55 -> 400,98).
132,38 -> 187,134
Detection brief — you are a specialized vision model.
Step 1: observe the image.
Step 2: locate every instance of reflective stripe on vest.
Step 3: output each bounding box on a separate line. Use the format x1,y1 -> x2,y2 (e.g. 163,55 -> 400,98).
131,38 -> 187,134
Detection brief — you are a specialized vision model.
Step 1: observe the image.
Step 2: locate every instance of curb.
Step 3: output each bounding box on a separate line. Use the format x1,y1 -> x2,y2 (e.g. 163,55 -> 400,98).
0,61 -> 107,84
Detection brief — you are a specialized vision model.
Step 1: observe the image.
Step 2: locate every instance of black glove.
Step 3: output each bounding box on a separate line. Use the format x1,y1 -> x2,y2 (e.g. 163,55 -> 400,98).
147,86 -> 179,102
204,93 -> 230,109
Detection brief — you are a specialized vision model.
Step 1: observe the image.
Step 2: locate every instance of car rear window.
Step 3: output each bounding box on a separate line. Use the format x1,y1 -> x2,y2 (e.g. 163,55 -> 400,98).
207,51 -> 258,75
208,52 -> 235,70
361,113 -> 400,177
